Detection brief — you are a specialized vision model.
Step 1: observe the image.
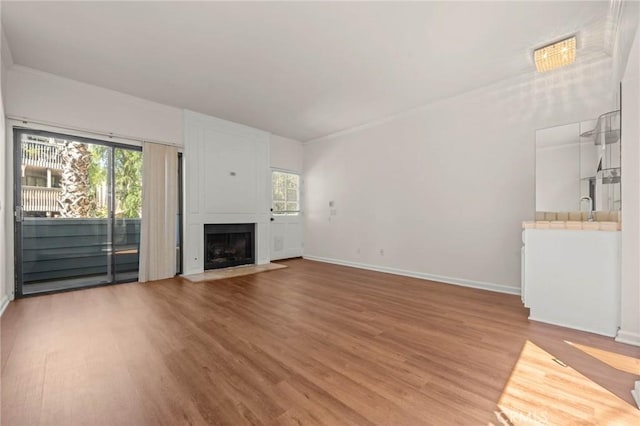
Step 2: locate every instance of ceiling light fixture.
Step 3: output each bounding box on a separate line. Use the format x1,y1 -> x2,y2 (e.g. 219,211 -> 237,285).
534,36 -> 576,73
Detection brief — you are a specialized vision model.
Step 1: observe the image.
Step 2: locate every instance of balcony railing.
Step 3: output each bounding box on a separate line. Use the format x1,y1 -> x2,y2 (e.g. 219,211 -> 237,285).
22,186 -> 62,213
22,218 -> 140,283
22,141 -> 64,170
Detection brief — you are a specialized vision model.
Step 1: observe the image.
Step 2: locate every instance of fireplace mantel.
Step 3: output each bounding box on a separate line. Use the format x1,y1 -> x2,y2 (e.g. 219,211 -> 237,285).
183,110 -> 270,275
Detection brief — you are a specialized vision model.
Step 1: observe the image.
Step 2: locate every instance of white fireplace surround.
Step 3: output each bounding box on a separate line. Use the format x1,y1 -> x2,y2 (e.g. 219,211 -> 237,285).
183,110 -> 271,275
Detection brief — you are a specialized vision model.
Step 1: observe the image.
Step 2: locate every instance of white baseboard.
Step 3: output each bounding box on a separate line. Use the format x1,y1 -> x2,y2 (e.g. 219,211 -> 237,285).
0,294 -> 10,317
632,381 -> 640,409
615,329 -> 640,347
302,255 -> 520,296
528,315 -> 617,338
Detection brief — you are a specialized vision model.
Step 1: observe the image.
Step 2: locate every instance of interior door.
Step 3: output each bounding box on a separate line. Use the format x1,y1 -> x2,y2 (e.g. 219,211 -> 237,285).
270,170 -> 303,260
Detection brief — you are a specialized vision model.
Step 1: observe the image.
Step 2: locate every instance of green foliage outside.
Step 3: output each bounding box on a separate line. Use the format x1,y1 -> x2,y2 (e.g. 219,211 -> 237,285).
115,149 -> 142,218
87,144 -> 108,218
87,145 -> 142,218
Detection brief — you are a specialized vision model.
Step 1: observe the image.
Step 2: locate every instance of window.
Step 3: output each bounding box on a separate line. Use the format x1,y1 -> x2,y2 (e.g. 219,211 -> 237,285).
272,171 -> 300,215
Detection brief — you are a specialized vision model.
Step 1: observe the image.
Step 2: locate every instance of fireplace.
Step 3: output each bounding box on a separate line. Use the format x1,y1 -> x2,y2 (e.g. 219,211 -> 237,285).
204,223 -> 255,270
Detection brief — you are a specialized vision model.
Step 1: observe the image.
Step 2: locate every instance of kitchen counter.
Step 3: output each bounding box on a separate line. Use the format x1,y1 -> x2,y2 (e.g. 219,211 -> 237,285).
522,221 -> 621,231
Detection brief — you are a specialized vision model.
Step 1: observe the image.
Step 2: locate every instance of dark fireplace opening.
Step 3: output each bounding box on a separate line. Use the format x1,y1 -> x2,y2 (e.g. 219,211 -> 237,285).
204,223 -> 255,270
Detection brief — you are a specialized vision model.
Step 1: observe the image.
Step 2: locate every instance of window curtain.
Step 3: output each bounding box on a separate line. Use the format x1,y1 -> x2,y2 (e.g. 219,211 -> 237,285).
139,142 -> 178,282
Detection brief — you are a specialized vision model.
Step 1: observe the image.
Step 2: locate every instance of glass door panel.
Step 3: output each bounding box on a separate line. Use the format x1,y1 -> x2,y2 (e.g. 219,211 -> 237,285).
113,148 -> 142,282
17,130 -> 112,295
15,129 -> 143,296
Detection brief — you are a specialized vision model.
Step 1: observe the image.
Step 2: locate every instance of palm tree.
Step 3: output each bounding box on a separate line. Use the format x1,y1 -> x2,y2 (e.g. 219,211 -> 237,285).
58,140 -> 91,217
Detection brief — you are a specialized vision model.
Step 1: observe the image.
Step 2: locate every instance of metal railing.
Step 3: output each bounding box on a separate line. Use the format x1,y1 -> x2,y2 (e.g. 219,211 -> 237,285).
22,141 -> 64,170
22,186 -> 62,212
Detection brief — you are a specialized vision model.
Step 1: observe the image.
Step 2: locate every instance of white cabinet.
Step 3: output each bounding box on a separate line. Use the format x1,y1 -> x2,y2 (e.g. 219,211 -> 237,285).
522,229 -> 620,337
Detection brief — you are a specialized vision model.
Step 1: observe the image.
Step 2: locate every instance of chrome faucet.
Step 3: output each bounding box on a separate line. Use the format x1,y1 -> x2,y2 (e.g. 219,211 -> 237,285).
580,196 -> 594,221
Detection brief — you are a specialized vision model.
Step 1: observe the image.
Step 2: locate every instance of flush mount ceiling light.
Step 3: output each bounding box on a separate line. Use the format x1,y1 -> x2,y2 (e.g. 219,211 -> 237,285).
534,36 -> 576,72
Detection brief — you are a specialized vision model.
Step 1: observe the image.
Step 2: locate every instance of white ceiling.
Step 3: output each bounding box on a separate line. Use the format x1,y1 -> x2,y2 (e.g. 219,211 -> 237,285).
2,1 -> 617,141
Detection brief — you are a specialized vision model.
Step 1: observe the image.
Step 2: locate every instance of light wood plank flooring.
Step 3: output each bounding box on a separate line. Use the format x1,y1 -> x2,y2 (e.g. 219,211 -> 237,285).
2,259 -> 639,425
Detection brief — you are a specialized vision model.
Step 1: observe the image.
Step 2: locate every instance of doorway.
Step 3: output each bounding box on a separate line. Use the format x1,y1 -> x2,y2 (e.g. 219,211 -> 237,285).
14,128 -> 143,296
270,170 -> 303,260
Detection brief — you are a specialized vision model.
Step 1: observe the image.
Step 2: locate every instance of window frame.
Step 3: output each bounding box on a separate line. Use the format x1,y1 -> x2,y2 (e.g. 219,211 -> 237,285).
271,169 -> 301,216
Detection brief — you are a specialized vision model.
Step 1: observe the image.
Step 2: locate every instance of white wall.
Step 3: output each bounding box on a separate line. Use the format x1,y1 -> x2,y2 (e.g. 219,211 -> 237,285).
618,24 -> 640,346
270,135 -> 303,173
612,1 -> 640,91
1,64 -> 185,302
303,58 -> 616,293
183,110 -> 271,275
5,65 -> 183,146
2,61 -> 303,291
0,5 -> 9,316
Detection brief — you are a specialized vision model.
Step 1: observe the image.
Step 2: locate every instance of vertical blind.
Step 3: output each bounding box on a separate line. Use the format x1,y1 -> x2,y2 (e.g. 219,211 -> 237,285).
139,142 -> 178,282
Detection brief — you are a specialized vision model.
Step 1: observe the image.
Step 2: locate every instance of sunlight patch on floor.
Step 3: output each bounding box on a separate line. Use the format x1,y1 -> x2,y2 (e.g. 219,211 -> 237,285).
565,340 -> 640,376
493,340 -> 640,425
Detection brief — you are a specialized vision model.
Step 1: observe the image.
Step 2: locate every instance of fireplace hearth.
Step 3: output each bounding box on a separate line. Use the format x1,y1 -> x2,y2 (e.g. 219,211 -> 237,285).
204,223 -> 255,270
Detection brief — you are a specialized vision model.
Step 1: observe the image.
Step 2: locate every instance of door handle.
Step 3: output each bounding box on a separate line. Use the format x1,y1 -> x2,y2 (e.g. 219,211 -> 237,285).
15,206 -> 23,222
270,218 -> 275,222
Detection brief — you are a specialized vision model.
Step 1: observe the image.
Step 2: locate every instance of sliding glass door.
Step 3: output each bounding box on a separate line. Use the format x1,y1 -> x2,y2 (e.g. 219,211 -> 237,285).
14,128 -> 143,296
113,147 -> 143,283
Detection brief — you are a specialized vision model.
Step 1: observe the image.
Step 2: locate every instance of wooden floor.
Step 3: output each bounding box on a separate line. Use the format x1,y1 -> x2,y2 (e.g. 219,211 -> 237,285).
2,259 -> 639,425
